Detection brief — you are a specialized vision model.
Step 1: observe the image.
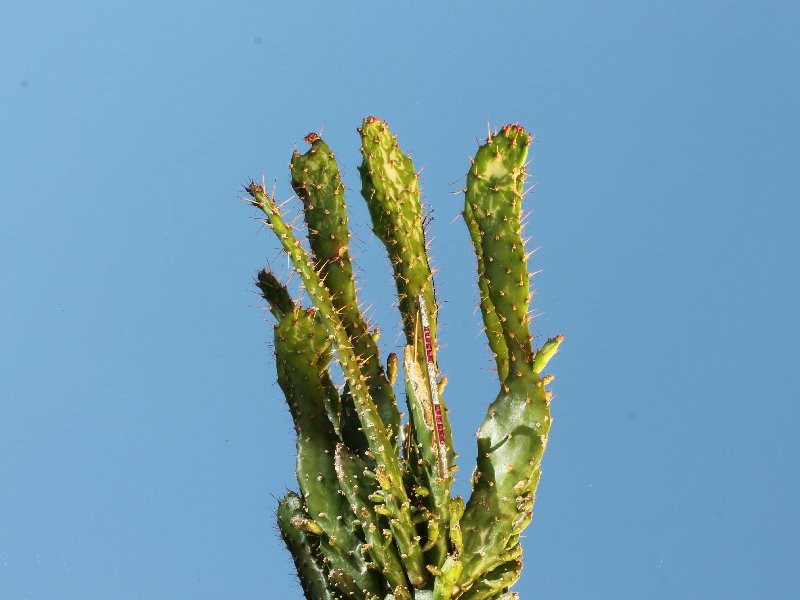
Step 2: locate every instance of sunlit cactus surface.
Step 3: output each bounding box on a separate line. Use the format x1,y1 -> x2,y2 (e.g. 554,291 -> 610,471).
245,117 -> 562,600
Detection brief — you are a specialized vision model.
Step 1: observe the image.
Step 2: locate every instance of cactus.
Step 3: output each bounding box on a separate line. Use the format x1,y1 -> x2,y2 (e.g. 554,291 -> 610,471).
245,118 -> 562,599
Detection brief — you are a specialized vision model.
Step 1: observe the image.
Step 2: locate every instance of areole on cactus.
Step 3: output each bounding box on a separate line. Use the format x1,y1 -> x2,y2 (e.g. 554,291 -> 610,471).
245,117 -> 562,600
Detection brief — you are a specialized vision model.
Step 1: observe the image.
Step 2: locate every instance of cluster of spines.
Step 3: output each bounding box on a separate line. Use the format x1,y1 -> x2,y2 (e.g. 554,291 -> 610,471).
246,118 -> 561,600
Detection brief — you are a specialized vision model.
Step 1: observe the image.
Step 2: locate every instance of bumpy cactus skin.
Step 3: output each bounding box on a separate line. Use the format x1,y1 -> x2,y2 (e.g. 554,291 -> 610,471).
246,118 -> 562,599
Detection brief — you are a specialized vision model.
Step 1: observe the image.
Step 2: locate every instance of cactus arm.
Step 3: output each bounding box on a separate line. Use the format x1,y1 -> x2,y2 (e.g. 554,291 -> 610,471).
259,271 -> 341,431
291,135 -> 401,444
462,201 -> 509,381
456,554 -> 522,600
357,117 -> 438,362
247,182 -> 426,588
334,443 -> 409,592
533,334 -> 564,374
275,308 -> 379,596
356,118 -> 462,574
256,269 -> 296,319
464,125 -> 536,375
248,180 -> 400,472
276,492 -> 335,600
432,555 -> 463,600
457,371 -> 550,591
458,125 -> 561,593
356,117 -> 460,570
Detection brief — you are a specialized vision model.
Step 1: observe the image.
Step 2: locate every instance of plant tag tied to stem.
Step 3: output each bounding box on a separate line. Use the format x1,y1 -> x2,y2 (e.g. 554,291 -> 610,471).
417,295 -> 448,479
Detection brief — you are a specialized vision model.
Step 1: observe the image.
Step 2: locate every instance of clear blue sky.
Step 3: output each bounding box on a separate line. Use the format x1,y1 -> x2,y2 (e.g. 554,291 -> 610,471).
2,1 -> 798,598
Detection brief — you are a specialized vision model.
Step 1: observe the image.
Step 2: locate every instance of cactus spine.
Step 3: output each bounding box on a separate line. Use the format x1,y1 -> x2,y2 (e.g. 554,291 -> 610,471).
245,118 -> 562,599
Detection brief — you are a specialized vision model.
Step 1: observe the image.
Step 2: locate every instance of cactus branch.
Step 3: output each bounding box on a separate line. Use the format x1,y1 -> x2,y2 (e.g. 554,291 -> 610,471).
291,135 -> 401,445
247,181 -> 427,588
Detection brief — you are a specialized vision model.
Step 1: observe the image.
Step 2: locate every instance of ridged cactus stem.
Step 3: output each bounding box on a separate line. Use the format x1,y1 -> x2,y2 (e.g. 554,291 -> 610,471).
358,117 -> 438,360
275,307 -> 378,597
256,269 -> 295,319
246,182 -> 427,588
456,125 -> 559,594
463,201 -> 509,381
334,444 -> 409,592
291,135 -> 401,444
456,373 -> 550,594
247,182 -> 393,460
277,492 -> 335,600
357,118 -> 456,569
464,125 -> 536,381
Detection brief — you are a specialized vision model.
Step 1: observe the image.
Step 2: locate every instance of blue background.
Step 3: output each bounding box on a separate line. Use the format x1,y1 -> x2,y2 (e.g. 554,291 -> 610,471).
2,1 -> 798,598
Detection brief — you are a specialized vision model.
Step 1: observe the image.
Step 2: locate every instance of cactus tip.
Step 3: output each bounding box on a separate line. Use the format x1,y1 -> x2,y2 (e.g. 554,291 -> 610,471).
501,123 -> 532,143
245,179 -> 264,196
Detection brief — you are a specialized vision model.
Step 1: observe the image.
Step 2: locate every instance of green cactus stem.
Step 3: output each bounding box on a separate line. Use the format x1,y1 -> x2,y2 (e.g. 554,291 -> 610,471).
256,269 -> 295,319
457,125 -> 557,593
432,555 -> 463,600
533,334 -> 564,375
334,444 -> 408,591
247,181 -> 427,588
456,373 -> 550,593
457,548 -> 522,600
463,124 -> 535,378
275,306 -> 378,596
463,200 -> 509,381
291,134 -> 401,445
277,492 -> 334,600
247,181 -> 399,472
358,117 -> 437,361
357,117 -> 456,569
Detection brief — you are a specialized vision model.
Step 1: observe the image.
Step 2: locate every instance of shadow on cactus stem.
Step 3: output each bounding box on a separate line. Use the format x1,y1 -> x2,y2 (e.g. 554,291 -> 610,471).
243,116 -> 562,600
